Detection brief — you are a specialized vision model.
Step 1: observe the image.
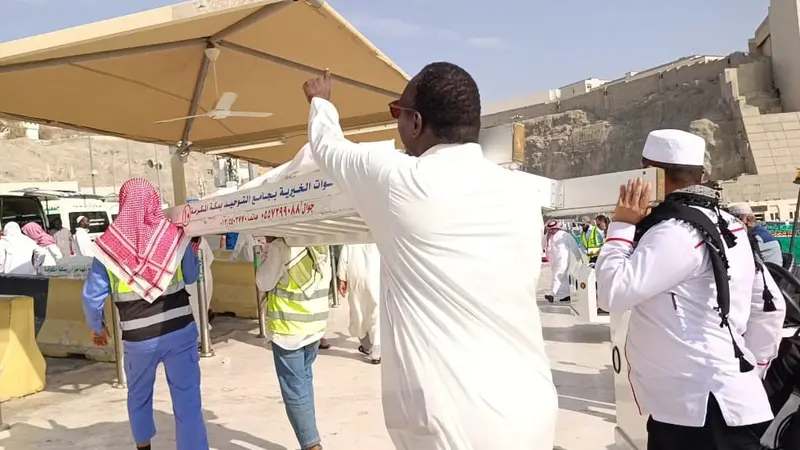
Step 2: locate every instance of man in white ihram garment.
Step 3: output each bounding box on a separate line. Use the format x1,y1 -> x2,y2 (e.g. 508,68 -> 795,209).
73,215 -> 95,257
595,129 -> 785,449
543,219 -> 582,303
302,64 -> 556,449
337,243 -> 382,364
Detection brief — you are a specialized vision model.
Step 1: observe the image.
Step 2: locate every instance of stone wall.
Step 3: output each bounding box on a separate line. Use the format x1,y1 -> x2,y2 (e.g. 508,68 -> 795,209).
482,53 -> 776,183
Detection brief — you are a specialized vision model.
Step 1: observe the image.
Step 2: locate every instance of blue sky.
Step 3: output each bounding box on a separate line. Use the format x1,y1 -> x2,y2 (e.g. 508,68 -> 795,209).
0,0 -> 768,102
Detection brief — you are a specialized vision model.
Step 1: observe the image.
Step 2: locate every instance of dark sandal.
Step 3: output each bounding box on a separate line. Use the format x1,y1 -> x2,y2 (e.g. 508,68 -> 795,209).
357,345 -> 370,356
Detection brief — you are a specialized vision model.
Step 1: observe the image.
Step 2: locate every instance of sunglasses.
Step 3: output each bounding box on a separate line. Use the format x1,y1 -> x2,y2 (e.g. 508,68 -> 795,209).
388,100 -> 416,119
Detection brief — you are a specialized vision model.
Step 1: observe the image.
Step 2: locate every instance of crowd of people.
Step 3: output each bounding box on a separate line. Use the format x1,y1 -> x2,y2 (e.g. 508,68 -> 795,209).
49,60 -> 794,450
0,214 -> 99,276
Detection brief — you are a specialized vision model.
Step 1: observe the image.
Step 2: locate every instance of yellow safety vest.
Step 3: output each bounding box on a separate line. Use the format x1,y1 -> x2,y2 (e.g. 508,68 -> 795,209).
267,246 -> 329,336
107,265 -> 185,302
581,227 -> 602,257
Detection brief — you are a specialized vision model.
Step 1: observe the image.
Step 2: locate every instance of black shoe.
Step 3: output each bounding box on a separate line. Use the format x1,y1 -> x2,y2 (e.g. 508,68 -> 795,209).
357,345 -> 370,356
370,358 -> 381,365
318,340 -> 331,350
545,295 -> 555,303
597,308 -> 609,315
558,296 -> 571,302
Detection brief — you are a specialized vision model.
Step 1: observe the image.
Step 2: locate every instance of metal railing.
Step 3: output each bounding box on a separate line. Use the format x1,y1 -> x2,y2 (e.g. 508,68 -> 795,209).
253,245 -> 268,339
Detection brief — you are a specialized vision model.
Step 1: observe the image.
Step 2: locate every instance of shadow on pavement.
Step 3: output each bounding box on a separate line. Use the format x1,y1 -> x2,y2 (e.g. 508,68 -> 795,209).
542,323 -> 611,345
0,410 -> 287,450
552,364 -> 616,424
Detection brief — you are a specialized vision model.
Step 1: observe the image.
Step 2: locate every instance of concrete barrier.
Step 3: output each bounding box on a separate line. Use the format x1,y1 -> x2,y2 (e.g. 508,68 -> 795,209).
211,260 -> 258,319
36,278 -> 117,362
0,295 -> 46,401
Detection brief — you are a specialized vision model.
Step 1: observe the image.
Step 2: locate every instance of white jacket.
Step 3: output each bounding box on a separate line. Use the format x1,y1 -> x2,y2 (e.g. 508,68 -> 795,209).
596,211 -> 785,427
308,98 -> 556,450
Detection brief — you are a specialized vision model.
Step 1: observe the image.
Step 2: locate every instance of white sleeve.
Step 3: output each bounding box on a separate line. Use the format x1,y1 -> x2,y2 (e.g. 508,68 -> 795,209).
596,221 -> 703,311
32,246 -> 47,267
255,240 -> 288,293
307,98 -> 411,222
746,266 -> 786,376
337,245 -> 349,281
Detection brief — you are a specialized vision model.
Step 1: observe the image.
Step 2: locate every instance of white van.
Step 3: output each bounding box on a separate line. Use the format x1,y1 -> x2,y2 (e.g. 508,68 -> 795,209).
104,200 -> 169,223
11,189 -> 111,240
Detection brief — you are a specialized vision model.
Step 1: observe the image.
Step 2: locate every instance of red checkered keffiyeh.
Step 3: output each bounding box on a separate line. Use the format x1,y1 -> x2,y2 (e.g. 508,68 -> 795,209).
94,178 -> 190,303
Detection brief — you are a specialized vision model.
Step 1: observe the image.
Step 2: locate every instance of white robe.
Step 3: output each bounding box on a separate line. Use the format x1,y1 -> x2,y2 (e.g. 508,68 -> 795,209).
229,232 -> 255,262
308,98 -> 557,450
186,238 -> 214,334
39,244 -> 63,267
0,223 -> 46,275
337,243 -> 381,359
51,228 -> 71,257
545,229 -> 581,299
73,228 -> 94,258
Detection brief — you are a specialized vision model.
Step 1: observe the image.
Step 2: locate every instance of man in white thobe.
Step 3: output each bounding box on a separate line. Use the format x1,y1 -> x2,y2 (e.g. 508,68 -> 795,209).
337,243 -> 381,364
49,218 -> 72,257
302,64 -> 556,450
596,129 -> 785,449
73,215 -> 94,257
543,219 -> 582,303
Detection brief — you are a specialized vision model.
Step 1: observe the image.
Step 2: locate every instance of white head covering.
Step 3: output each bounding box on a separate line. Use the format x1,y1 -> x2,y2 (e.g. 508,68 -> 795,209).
2,221 -> 37,247
642,129 -> 706,167
76,216 -> 87,225
727,202 -> 753,216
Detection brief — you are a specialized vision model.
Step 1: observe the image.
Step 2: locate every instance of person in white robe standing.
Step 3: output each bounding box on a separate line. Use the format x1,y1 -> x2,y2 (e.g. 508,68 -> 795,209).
302,63 -> 556,450
185,237 -> 215,335
544,219 -> 582,303
0,222 -> 47,275
49,218 -> 72,257
73,216 -> 94,257
337,243 -> 381,364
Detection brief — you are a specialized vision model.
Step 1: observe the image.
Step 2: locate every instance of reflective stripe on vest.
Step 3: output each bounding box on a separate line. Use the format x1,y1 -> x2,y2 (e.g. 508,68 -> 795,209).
581,227 -> 601,255
120,305 -> 193,331
267,247 -> 329,336
107,264 -> 189,333
107,265 -> 185,302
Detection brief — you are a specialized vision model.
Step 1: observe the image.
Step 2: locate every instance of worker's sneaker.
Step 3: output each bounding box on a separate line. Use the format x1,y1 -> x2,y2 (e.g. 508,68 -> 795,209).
545,295 -> 555,303
558,296 -> 571,303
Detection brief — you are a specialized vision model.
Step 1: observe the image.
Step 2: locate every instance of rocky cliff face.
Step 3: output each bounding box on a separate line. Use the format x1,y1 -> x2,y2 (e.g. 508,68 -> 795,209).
0,133 -> 220,203
521,78 -> 748,180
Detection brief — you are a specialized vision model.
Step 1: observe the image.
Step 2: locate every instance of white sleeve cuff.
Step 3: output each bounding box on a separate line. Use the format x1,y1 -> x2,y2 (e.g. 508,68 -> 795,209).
606,222 -> 636,244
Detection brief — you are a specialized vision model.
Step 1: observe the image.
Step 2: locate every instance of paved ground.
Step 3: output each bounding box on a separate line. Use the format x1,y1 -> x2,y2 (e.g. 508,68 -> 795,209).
0,265 -> 616,450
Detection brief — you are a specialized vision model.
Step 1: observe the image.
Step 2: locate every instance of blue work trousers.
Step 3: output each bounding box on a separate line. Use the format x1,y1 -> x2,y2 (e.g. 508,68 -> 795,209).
124,322 -> 209,450
272,340 -> 321,449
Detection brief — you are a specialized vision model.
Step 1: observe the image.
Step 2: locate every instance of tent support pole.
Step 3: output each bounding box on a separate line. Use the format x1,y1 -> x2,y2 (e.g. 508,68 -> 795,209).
217,40 -> 402,98
0,39 -> 205,74
177,51 -> 213,153
170,146 -> 189,205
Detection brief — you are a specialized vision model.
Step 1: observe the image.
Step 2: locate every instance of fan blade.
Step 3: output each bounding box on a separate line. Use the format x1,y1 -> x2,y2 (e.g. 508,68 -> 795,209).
225,111 -> 273,118
215,92 -> 238,111
155,114 -> 207,124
